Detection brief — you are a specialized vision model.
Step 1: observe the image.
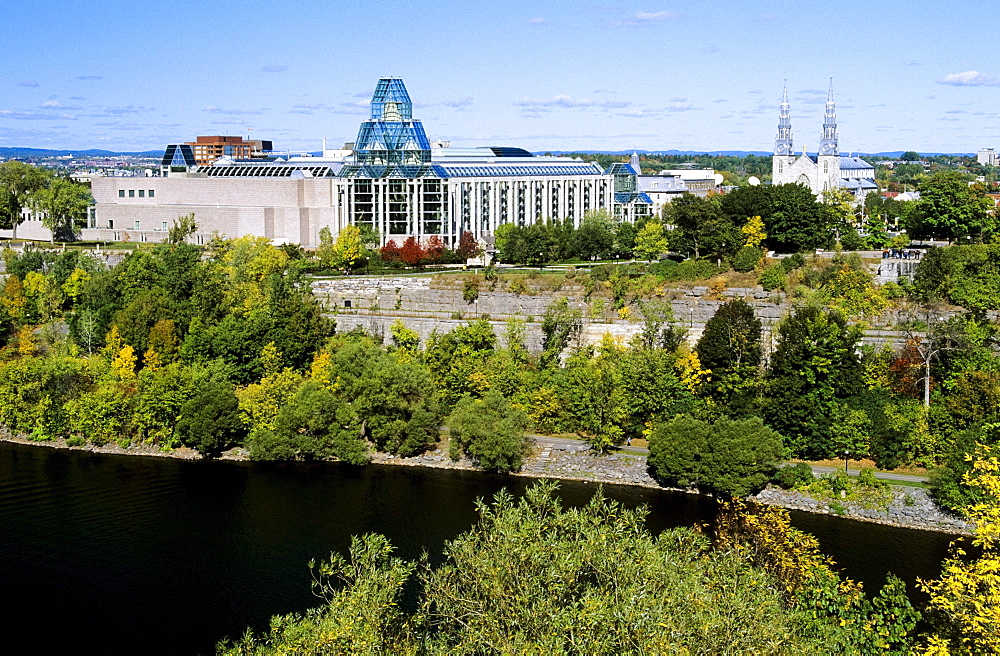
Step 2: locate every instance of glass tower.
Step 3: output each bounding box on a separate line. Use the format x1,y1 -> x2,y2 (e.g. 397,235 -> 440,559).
350,77 -> 432,177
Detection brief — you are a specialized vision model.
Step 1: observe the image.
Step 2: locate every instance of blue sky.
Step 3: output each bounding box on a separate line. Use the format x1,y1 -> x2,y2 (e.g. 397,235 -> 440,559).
3,0 -> 998,154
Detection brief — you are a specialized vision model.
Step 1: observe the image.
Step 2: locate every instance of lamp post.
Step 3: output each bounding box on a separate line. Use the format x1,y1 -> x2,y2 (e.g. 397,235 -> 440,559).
843,451 -> 850,474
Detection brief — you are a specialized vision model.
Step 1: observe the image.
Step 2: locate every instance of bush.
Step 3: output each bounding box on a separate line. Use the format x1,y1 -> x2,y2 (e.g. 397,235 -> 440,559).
447,390 -> 532,472
857,467 -> 886,489
651,259 -> 724,282
66,436 -> 85,448
772,462 -> 814,489
732,245 -> 765,273
758,264 -> 786,291
648,415 -> 784,497
780,252 -> 806,273
839,228 -> 866,251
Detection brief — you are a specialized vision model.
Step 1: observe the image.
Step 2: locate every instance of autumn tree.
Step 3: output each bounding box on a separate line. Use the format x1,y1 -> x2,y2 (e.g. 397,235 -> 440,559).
333,224 -> 364,272
456,230 -> 481,260
400,236 -> 425,266
634,220 -> 668,262
920,443 -> 1000,654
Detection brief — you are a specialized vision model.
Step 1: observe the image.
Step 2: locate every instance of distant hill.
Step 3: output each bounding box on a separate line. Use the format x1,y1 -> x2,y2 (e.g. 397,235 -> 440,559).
538,149 -> 976,158
0,147 -> 163,158
537,150 -> 772,157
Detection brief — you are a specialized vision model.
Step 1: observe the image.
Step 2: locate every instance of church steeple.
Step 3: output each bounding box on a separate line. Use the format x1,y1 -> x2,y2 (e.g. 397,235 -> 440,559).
774,81 -> 793,156
819,78 -> 838,156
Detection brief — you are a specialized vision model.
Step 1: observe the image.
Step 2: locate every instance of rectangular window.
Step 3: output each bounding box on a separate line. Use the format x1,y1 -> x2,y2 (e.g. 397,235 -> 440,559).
128,189 -> 135,197
140,233 -> 147,243
113,232 -> 120,241
108,220 -> 114,229
118,190 -> 125,198
134,220 -> 141,231
161,221 -> 167,231
148,190 -> 155,198
138,189 -> 145,197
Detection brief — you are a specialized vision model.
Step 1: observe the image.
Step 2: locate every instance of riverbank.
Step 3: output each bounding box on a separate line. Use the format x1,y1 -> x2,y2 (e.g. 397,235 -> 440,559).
1,431 -> 973,536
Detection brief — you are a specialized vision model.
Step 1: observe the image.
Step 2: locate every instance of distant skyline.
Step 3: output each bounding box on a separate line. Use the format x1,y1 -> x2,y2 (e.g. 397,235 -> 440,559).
3,1 -> 998,154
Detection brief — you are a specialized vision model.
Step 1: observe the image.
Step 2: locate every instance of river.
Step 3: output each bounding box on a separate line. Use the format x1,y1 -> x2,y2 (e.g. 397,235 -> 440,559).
0,441 -> 957,655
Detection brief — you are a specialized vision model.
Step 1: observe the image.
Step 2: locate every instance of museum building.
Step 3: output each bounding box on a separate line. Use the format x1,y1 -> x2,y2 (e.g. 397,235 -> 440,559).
85,78 -> 653,248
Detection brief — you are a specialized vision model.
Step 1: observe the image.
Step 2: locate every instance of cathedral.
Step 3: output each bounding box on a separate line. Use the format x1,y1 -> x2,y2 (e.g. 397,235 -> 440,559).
771,81 -> 877,202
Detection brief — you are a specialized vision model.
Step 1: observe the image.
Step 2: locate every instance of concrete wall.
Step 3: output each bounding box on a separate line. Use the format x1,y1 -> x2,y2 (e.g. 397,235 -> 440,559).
314,276 -> 909,354
90,176 -> 337,247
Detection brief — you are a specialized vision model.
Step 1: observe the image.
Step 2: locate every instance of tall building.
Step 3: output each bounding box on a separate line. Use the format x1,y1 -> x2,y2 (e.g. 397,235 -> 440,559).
88,78 -> 652,247
771,80 -> 877,202
185,136 -> 273,166
978,148 -> 998,167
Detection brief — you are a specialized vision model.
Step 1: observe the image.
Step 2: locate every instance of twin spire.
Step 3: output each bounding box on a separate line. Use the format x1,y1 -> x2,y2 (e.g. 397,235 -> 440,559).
775,78 -> 838,157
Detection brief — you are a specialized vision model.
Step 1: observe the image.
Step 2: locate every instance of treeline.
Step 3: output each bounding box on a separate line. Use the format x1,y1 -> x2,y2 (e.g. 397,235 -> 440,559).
2,218 -> 1000,506
492,184 -> 888,268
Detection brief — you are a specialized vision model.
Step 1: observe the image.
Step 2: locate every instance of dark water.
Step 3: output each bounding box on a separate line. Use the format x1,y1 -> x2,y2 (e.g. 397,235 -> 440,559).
0,442 -> 957,655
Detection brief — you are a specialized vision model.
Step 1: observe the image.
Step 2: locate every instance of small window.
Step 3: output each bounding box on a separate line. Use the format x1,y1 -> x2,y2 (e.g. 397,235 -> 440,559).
134,220 -> 141,230
148,190 -> 155,198
138,189 -> 145,197
113,232 -> 120,241
344,300 -> 352,308
128,189 -> 135,197
118,190 -> 125,198
161,221 -> 167,231
140,233 -> 147,243
108,220 -> 114,229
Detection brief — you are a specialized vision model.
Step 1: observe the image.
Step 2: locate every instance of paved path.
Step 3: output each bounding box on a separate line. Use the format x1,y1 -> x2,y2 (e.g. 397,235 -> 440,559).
530,434 -> 930,484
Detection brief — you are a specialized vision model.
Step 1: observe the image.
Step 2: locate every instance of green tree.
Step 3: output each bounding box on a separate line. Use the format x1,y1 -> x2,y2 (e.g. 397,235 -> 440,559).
174,378 -> 246,457
28,177 -> 92,242
251,380 -> 368,464
634,219 -> 668,262
167,213 -> 198,244
906,171 -> 995,242
0,161 -> 50,237
666,193 -> 736,260
765,305 -> 864,458
572,211 -> 615,261
648,415 -> 783,497
447,389 -> 531,472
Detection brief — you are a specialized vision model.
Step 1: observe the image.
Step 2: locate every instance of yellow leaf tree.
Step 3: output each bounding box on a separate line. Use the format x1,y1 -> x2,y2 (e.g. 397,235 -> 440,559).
919,443 -> 1000,654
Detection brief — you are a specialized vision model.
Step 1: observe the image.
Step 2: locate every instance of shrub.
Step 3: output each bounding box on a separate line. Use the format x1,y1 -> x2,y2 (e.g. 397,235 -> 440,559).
732,245 -> 765,273
857,467 -> 886,489
772,462 -> 815,489
447,390 -> 531,472
758,264 -> 786,291
66,436 -> 85,448
648,415 -> 784,497
780,252 -> 806,273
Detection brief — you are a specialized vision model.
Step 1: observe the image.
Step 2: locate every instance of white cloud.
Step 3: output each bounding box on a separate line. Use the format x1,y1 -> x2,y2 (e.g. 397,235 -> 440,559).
514,94 -> 630,109
0,109 -> 77,120
40,100 -> 63,108
440,97 -> 473,108
938,70 -> 1000,87
610,10 -> 681,26
203,106 -> 265,115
